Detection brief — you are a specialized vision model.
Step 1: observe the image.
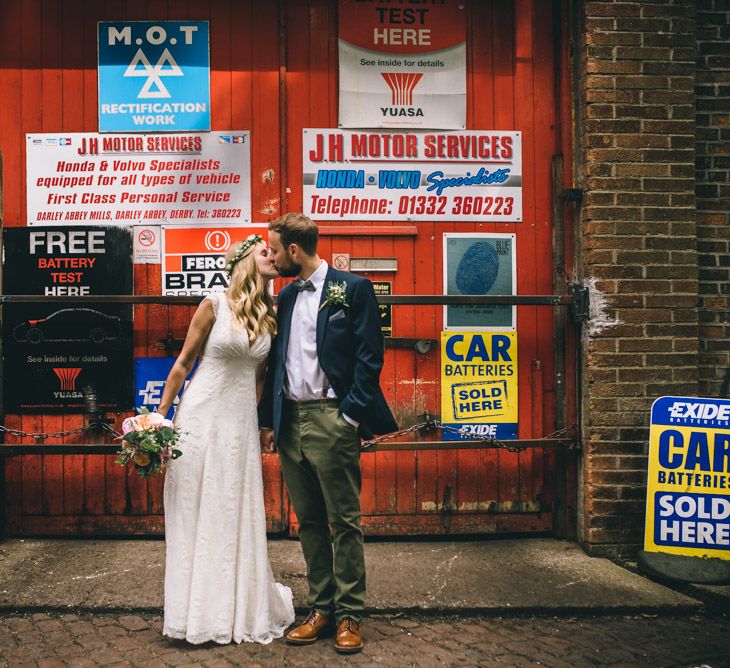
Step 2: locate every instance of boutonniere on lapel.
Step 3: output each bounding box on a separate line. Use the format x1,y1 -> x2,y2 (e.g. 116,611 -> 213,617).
319,281 -> 350,312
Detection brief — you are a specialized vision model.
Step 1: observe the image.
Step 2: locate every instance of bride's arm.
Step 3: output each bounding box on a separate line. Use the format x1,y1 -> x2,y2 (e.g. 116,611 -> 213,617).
157,299 -> 216,416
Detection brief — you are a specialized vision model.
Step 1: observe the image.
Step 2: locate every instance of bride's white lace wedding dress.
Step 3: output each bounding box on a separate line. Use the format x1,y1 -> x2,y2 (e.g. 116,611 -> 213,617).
163,292 -> 295,645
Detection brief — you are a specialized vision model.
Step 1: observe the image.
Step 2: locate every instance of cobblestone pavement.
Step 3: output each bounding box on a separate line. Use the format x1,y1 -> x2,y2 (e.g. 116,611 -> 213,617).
0,611 -> 728,667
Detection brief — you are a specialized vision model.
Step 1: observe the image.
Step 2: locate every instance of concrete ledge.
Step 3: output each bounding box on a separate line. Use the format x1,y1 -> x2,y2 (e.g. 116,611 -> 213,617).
637,550 -> 730,585
0,537 -> 702,615
683,583 -> 730,614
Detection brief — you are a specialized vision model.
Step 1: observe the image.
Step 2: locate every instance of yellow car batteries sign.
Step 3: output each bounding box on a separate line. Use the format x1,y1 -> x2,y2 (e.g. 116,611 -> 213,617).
644,396 -> 730,559
440,331 -> 517,440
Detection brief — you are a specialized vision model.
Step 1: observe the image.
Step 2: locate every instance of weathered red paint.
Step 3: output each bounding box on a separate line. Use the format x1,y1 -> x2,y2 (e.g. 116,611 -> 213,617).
0,0 -> 574,537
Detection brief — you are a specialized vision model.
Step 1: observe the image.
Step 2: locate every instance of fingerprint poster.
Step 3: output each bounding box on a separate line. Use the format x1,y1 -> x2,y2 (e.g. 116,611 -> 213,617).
443,233 -> 516,330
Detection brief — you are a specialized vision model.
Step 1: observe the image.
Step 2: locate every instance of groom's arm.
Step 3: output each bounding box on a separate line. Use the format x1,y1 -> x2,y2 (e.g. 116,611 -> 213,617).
257,344 -> 276,453
258,287 -> 289,431
257,343 -> 276,430
338,278 -> 385,425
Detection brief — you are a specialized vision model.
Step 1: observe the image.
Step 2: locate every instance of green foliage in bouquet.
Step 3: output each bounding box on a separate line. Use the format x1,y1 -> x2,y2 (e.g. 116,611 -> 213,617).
116,407 -> 182,478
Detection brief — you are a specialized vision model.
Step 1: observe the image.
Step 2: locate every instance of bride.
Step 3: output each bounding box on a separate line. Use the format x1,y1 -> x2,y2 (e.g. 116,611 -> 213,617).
157,233 -> 295,645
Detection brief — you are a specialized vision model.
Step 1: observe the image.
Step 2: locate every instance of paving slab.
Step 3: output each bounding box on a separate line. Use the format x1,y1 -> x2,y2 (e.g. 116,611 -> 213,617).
0,537 -> 702,614
3,612 -> 729,667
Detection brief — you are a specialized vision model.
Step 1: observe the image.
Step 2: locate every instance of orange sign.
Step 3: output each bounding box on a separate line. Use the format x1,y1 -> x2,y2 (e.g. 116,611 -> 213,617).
162,225 -> 267,295
339,0 -> 465,54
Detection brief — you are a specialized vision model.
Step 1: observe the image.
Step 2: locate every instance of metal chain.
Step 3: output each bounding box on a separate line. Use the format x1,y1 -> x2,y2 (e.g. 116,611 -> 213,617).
100,422 -> 123,439
360,420 -> 434,450
0,421 -> 120,442
361,420 -> 577,452
0,418 -> 576,450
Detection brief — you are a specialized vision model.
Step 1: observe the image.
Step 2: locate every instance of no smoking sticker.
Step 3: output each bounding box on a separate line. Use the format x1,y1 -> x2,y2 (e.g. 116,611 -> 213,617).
332,253 -> 350,271
133,225 -> 161,264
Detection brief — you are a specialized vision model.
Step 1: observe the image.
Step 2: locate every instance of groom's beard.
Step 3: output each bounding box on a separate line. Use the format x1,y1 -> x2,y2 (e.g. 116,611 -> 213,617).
276,259 -> 302,278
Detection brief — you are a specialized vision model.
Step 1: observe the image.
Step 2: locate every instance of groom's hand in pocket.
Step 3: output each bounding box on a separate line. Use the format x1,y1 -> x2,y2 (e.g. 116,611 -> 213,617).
259,428 -> 276,453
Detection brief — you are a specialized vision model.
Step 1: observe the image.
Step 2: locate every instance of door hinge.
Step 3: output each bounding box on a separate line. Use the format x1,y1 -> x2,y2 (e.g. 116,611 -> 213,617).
561,188 -> 583,204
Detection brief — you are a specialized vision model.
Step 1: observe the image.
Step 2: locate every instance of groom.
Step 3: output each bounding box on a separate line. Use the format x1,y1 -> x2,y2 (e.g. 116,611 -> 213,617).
258,213 -> 397,654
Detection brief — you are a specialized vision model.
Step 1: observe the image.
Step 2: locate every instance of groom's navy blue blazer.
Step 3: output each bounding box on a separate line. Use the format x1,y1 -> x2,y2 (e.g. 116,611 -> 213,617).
258,265 -> 398,444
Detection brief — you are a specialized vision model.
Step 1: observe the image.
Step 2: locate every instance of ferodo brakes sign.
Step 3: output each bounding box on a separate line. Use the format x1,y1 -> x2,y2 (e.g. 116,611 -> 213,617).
162,225 -> 267,295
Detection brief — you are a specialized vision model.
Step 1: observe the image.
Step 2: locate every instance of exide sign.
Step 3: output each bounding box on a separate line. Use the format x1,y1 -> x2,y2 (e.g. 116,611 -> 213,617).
645,396 -> 730,561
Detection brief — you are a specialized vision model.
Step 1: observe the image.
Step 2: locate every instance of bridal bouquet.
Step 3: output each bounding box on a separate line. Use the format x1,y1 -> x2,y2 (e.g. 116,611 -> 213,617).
116,407 -> 182,478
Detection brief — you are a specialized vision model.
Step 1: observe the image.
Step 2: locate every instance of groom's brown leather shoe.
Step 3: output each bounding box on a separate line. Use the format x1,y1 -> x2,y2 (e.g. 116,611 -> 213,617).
286,610 -> 333,645
334,617 -> 363,654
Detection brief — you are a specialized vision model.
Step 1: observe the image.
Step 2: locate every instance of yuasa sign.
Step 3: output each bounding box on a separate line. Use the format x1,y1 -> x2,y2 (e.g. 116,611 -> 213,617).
338,0 -> 465,128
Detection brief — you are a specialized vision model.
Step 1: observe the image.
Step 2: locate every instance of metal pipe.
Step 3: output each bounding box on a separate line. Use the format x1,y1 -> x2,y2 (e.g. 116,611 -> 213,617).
0,294 -> 575,306
0,438 -> 575,455
278,0 -> 288,214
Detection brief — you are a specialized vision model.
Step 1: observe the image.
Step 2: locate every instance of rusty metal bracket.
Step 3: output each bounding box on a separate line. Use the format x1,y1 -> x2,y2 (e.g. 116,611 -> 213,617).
417,412 -> 439,436
561,187 -> 583,204
569,283 -> 590,323
153,331 -> 185,356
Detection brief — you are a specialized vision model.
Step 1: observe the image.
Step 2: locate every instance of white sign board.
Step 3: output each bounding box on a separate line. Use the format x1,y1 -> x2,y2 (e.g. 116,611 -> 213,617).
26,132 -> 251,226
133,225 -> 161,264
303,129 -> 522,222
338,0 -> 465,129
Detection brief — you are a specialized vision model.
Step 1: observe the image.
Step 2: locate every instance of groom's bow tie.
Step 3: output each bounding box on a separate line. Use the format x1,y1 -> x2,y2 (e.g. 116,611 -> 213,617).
293,278 -> 316,292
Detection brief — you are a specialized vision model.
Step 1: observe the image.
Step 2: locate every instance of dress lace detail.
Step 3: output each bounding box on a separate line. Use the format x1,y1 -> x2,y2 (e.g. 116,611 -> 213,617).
163,292 -> 294,645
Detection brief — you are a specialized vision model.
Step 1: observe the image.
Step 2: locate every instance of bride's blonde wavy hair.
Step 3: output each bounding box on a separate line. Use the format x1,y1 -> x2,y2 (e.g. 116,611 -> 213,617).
225,239 -> 277,342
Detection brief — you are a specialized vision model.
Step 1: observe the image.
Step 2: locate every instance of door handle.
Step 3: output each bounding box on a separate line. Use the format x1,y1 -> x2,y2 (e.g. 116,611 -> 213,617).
383,338 -> 437,354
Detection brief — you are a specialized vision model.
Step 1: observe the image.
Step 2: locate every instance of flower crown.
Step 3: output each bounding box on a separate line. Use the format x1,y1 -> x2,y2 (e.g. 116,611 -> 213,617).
225,234 -> 263,277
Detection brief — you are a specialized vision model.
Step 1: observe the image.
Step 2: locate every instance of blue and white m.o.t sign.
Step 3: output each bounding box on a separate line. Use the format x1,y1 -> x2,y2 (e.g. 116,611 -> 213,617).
98,22 -> 210,132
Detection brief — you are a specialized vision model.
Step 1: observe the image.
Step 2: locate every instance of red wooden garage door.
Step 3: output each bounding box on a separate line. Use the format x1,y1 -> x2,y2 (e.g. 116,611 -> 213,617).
1,0 -> 572,536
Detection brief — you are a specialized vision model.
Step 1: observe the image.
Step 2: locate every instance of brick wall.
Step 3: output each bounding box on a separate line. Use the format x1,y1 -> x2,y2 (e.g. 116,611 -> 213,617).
576,1 -> 699,557
696,1 -> 730,398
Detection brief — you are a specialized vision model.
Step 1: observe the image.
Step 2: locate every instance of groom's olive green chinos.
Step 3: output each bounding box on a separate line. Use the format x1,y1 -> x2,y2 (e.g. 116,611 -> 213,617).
278,399 -> 365,623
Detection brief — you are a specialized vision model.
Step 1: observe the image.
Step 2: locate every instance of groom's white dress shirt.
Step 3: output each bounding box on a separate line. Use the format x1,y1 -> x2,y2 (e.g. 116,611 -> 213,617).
284,260 -> 358,428
285,260 -> 334,401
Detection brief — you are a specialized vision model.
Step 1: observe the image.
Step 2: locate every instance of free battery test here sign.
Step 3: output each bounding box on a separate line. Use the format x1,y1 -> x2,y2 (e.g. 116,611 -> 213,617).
644,396 -> 730,560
